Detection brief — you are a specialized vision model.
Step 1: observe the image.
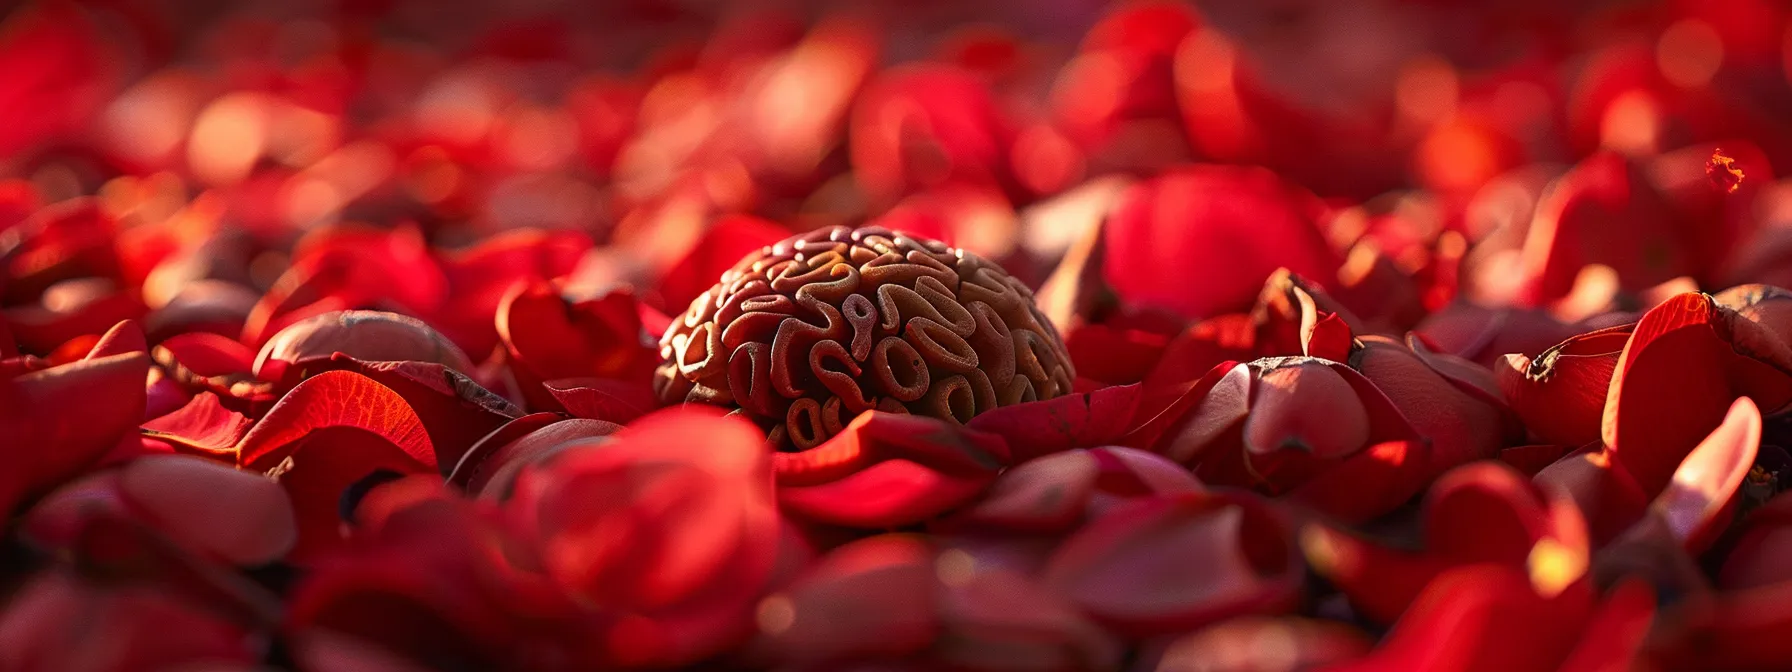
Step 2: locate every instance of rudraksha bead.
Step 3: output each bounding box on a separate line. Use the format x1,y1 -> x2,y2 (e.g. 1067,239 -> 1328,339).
656,226 -> 1075,449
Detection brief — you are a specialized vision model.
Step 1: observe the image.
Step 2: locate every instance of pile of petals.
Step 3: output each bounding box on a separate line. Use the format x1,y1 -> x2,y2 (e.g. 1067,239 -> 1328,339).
14,0 -> 1792,669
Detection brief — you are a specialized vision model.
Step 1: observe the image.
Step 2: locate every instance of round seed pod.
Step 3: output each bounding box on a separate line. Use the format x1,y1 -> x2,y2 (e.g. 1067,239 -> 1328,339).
657,225 -> 1075,450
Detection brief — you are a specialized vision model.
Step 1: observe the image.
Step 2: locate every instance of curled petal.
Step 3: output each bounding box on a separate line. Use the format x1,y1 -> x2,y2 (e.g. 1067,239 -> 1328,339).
140,392 -> 252,458
254,310 -> 471,382
1653,396 -> 1761,552
450,415 -> 620,498
777,412 -> 1010,528
235,370 -> 436,558
1496,324 -> 1631,446
1603,292 -> 1792,497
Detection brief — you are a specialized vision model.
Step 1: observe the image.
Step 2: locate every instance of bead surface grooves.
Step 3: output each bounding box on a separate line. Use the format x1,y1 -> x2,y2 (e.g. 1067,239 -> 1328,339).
656,225 -> 1075,450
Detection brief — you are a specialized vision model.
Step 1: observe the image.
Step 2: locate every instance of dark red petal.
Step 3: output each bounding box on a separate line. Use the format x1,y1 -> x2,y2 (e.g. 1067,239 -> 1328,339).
1125,359 -> 1239,451
775,411 -> 1009,486
1555,580 -> 1655,672
0,352 -> 148,512
0,572 -> 256,671
118,455 -> 297,565
1145,314 -> 1256,389
1285,439 -> 1428,524
254,310 -> 473,380
1500,444 -> 1573,476
1496,324 -> 1627,448
965,383 -> 1141,461
4,290 -> 148,355
1299,523 -> 1453,625
1720,493 -> 1792,589
1143,362 -> 1251,465
779,457 -> 1000,529
1424,462 -> 1555,565
747,535 -> 939,667
444,412 -> 565,491
1535,447 -> 1650,548
931,566 -> 1123,671
461,417 -> 620,498
1242,360 -> 1371,462
1141,616 -> 1372,671
1041,492 -> 1300,635
497,282 -> 659,409
1063,322 -> 1173,386
543,377 -> 655,425
1353,336 -> 1507,475
932,449 -> 1099,533
290,631 -> 438,672
1323,565 -> 1590,672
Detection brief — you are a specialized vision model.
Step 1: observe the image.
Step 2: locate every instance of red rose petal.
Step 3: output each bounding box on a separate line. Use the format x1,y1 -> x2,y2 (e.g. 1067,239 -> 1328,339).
0,572 -> 256,671
655,215 -> 791,316
0,351 -> 148,513
1353,335 -> 1508,475
156,331 -> 257,377
83,320 -> 146,359
1102,166 -> 1337,320
308,355 -> 522,473
935,449 -> 1100,533
459,417 -> 621,498
749,535 -> 939,667
543,377 -> 656,425
254,310 -> 473,381
1143,616 -> 1373,671
1652,396 -> 1761,552
234,370 -> 436,559
932,566 -> 1123,671
1496,324 -> 1631,447
1041,492 -> 1300,635
1424,462 -> 1556,566
964,383 -> 1142,461
1285,439 -> 1428,524
1555,580 -> 1655,672
237,370 -> 435,471
1603,292 -> 1792,496
1324,565 -> 1590,672
118,455 -> 297,565
1534,448 -> 1650,547
1300,523 -> 1455,625
444,412 -> 565,491
497,281 -> 659,410
140,392 -> 253,459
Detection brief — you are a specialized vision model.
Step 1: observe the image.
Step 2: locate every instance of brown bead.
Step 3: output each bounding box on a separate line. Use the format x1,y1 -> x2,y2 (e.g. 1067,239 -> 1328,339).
657,226 -> 1075,449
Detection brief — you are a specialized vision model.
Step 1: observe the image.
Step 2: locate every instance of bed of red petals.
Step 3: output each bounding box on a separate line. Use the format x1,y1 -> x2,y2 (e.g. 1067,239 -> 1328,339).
16,0 -> 1792,670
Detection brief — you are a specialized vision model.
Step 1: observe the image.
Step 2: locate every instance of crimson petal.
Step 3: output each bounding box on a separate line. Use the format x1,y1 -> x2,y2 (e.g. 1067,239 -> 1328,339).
1041,492 -> 1300,636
